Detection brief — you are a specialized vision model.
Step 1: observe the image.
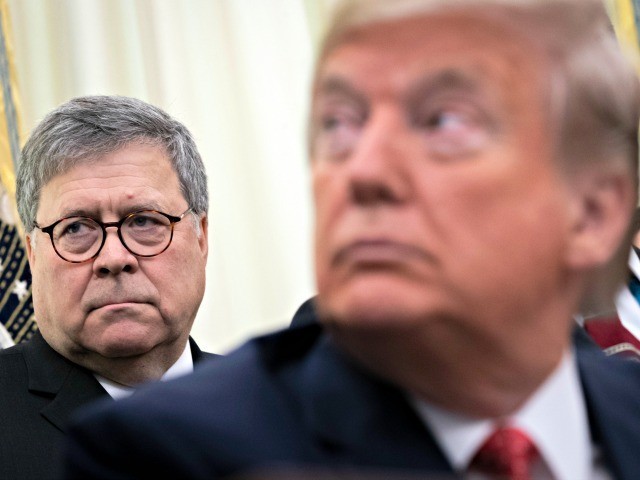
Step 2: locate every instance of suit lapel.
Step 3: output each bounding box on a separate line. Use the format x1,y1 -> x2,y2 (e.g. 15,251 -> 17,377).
577,335 -> 640,480
189,336 -> 218,363
23,334 -> 213,433
287,327 -> 640,476
40,366 -> 109,432
294,333 -> 453,473
296,328 -> 640,477
23,332 -> 108,432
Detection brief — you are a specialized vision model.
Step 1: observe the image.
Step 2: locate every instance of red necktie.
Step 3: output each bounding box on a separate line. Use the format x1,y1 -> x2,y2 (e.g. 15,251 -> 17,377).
583,315 -> 640,359
470,427 -> 539,480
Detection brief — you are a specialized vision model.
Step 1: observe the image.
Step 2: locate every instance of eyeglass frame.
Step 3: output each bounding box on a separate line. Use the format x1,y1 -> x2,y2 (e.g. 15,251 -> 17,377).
34,208 -> 193,264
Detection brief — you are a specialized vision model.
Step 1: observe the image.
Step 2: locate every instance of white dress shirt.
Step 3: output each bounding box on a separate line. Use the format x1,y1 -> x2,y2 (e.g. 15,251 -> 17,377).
411,350 -> 611,480
95,341 -> 194,400
0,323 -> 13,349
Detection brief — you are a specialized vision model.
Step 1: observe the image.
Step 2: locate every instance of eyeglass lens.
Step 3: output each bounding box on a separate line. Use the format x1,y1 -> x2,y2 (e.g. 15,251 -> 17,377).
52,211 -> 173,261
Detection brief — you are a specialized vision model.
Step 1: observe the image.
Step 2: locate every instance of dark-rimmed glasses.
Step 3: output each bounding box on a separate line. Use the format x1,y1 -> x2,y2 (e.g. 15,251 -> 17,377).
35,209 -> 192,263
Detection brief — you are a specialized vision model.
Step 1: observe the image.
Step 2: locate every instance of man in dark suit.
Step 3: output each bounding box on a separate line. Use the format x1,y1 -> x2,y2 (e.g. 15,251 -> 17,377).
66,1 -> 640,478
0,96 -> 216,479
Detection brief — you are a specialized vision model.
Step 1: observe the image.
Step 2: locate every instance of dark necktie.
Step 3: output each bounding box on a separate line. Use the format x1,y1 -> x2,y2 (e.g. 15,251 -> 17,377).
469,427 -> 539,480
628,273 -> 640,304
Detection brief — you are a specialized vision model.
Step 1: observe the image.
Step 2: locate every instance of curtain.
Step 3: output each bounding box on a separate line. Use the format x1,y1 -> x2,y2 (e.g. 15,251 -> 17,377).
6,0 -> 636,353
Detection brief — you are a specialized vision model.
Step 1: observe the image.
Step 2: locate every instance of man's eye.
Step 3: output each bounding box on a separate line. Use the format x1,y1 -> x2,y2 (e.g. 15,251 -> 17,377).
422,109 -> 472,131
321,115 -> 338,131
415,109 -> 475,133
127,213 -> 167,231
56,219 -> 97,239
130,215 -> 160,228
314,107 -> 364,160
63,223 -> 83,235
320,110 -> 359,132
61,221 -> 92,236
133,216 -> 149,227
416,106 -> 489,158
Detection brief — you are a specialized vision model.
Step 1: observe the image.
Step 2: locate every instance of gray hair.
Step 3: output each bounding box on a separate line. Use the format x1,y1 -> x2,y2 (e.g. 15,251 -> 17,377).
315,0 -> 640,178
17,95 -> 208,232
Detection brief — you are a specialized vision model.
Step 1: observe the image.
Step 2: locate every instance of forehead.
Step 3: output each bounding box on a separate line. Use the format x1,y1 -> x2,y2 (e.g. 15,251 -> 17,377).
38,142 -> 183,218
315,11 -> 548,102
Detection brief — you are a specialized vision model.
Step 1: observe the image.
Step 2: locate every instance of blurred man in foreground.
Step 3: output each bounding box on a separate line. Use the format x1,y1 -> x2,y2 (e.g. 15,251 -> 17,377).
0,96 -> 215,479
66,1 -> 640,478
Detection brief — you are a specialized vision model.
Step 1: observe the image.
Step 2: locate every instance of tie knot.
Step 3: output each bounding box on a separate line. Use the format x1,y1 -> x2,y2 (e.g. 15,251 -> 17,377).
470,427 -> 539,480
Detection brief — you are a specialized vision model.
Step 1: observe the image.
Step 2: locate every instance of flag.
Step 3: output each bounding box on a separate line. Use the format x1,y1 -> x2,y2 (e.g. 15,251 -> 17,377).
0,0 -> 36,347
607,0 -> 640,65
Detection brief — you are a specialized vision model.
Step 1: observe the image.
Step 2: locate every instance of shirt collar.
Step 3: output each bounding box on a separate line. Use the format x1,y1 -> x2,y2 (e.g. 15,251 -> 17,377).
629,248 -> 640,279
95,340 -> 194,400
611,248 -> 640,339
411,349 -> 592,480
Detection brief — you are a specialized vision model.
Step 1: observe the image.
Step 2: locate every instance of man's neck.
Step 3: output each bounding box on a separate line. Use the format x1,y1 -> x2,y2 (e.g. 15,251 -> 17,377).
329,317 -> 572,418
410,350 -> 593,480
95,341 -> 193,398
65,337 -> 191,387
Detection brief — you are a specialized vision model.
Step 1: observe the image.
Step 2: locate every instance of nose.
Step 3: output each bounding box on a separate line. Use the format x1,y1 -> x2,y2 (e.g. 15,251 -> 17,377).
347,109 -> 412,206
92,227 -> 139,276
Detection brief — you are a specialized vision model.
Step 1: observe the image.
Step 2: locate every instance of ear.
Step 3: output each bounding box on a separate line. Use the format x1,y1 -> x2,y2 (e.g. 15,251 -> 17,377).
198,215 -> 209,261
564,169 -> 636,270
25,233 -> 36,268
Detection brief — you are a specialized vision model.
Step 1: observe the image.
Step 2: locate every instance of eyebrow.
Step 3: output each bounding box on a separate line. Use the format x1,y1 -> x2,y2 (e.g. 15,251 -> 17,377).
405,69 -> 482,106
314,76 -> 369,108
316,69 -> 483,113
56,202 -> 165,220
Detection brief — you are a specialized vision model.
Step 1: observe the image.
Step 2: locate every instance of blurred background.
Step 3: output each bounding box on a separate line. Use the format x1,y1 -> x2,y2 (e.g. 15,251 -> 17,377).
0,0 -> 636,353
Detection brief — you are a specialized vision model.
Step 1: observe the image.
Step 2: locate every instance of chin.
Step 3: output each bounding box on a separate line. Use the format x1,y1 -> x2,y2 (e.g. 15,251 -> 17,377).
81,315 -> 165,356
319,281 -> 437,329
89,329 -> 161,358
96,340 -> 156,358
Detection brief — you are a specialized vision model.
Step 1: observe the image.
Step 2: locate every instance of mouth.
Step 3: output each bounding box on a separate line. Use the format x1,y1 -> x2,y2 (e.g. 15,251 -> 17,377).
88,299 -> 150,313
333,239 -> 433,267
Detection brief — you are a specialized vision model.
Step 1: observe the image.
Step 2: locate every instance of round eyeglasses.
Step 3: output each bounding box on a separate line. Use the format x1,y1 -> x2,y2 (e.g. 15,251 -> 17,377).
34,209 -> 192,263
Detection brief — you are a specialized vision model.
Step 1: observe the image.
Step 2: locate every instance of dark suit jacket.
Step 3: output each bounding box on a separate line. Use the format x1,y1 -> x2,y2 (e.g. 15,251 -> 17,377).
64,322 -> 640,480
0,331 -> 216,480
289,297 -> 317,328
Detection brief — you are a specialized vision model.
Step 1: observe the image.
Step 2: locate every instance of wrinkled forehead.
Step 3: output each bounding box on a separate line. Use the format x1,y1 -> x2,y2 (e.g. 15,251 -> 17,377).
325,11 -> 536,63
44,137 -> 168,184
312,8 -> 551,114
314,0 -> 593,77
316,6 -> 545,84
320,0 -> 462,58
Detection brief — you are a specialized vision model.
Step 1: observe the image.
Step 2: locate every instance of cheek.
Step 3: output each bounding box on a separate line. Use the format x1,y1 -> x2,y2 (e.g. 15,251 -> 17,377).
313,180 -> 341,285
154,242 -> 206,312
436,175 -> 569,282
430,159 -> 561,237
31,260 -> 87,340
31,255 -> 55,303
313,166 -> 347,239
33,263 -> 84,307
